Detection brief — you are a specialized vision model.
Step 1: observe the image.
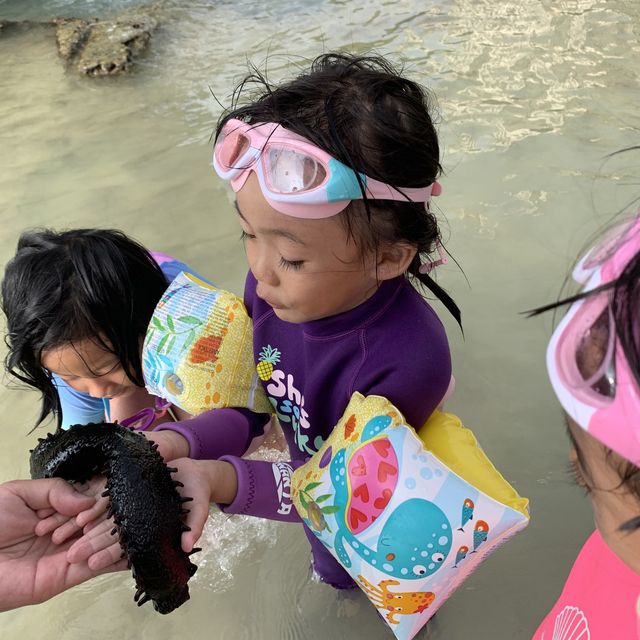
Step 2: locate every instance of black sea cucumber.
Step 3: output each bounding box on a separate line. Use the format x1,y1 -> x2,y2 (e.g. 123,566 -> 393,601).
30,422 -> 198,614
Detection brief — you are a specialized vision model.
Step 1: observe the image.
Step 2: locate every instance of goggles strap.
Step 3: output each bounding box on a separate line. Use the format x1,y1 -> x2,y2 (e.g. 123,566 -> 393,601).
120,396 -> 171,431
419,242 -> 449,274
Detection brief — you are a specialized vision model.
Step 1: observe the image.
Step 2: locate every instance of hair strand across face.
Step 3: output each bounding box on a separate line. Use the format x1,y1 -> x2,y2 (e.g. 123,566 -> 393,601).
2,228 -> 169,430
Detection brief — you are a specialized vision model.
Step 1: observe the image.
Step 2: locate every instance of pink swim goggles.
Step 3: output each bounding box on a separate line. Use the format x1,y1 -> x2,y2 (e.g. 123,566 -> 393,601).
547,214 -> 640,464
212,118 -> 441,219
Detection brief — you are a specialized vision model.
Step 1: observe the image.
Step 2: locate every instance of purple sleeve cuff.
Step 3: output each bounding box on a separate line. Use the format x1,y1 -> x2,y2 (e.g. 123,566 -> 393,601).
153,408 -> 270,460
218,456 -> 305,523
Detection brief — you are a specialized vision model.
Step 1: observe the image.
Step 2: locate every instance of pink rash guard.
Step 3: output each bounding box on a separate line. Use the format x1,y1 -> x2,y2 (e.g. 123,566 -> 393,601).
532,530 -> 640,640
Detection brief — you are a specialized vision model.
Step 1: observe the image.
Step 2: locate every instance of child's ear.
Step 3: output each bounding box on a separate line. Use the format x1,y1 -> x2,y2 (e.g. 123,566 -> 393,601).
375,243 -> 417,281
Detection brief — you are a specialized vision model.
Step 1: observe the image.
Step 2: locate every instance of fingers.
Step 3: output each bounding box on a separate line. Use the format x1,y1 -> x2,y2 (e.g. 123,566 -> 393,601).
81,510 -> 109,533
75,493 -> 110,528
34,511 -> 82,543
74,476 -> 108,500
169,459 -> 215,553
66,557 -> 129,589
34,511 -> 67,536
180,494 -> 208,553
6,478 -> 94,514
49,479 -> 98,515
51,518 -> 85,544
87,541 -> 126,572
35,507 -> 56,519
67,518 -> 123,570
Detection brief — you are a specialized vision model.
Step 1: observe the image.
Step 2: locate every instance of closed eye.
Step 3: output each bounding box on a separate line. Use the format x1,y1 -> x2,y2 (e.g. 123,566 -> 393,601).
240,230 -> 256,241
279,257 -> 304,271
568,459 -> 591,494
50,361 -> 121,381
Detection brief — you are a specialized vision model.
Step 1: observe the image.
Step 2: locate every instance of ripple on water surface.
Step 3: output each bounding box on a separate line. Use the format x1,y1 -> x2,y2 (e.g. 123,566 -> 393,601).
1,1 -> 639,639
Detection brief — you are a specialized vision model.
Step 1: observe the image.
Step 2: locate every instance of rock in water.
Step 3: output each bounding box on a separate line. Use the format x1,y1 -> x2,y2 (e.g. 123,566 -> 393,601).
54,14 -> 157,76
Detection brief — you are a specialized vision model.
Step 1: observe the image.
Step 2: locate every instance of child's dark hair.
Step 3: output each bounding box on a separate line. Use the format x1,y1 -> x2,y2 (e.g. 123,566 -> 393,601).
1,228 -> 168,429
216,52 -> 461,327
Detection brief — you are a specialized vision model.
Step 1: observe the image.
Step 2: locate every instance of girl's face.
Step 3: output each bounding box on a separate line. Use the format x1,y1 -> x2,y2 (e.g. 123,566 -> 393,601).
235,173 -> 381,323
562,315 -> 640,572
568,417 -> 629,532
41,338 -> 137,399
567,416 -> 640,574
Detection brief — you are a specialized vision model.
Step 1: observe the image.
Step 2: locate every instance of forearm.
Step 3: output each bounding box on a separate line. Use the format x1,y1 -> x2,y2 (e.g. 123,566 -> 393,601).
217,456 -> 305,523
172,456 -> 298,517
153,408 -> 271,460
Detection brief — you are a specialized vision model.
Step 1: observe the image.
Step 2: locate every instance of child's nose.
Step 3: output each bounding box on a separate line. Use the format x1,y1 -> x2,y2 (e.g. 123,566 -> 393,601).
250,252 -> 279,287
85,379 -> 110,398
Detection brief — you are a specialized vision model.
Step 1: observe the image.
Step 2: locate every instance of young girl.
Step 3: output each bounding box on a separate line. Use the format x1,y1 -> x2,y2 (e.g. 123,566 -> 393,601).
115,52 -> 461,589
2,228 -> 270,461
2,228 -> 183,429
531,213 -> 640,638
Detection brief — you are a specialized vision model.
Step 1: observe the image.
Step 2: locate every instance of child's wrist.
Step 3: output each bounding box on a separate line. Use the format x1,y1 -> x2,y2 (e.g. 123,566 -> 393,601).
206,460 -> 238,505
163,430 -> 190,459
147,429 -> 190,461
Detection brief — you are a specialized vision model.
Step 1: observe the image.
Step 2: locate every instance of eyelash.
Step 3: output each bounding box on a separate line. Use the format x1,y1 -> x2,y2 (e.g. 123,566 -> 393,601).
240,231 -> 304,271
279,257 -> 304,271
568,459 -> 592,493
54,364 -> 121,382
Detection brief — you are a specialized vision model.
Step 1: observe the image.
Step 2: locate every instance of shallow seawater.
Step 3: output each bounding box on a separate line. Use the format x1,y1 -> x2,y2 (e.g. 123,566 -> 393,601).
0,0 -> 639,638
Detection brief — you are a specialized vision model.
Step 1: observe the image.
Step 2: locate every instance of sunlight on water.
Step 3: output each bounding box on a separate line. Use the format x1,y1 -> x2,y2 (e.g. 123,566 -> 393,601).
1,0 -> 639,638
0,0 -> 152,20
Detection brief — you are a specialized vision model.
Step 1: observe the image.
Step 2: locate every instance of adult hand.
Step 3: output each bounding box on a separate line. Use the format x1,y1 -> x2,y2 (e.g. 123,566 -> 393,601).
0,478 -> 127,612
36,475 -> 109,544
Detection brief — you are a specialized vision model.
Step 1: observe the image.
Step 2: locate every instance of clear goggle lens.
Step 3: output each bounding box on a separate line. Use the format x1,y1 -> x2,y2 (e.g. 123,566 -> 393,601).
217,130 -> 251,169
574,306 -> 616,398
265,147 -> 327,194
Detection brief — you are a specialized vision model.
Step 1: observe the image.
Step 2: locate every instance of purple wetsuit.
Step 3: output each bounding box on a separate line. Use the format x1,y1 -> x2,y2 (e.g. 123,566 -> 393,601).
156,272 -> 451,586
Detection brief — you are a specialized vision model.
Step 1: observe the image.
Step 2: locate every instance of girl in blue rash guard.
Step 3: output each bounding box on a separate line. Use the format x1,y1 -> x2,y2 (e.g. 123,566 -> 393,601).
49,249 -> 197,429
1,228 -> 194,429
2,228 -> 271,445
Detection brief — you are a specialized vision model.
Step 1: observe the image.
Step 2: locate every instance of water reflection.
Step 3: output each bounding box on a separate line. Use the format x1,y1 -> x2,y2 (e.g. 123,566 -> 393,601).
1,1 -> 638,638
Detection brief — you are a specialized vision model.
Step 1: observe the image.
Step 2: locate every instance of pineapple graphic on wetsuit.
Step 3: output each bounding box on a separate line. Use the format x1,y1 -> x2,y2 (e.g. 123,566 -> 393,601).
257,345 -> 281,381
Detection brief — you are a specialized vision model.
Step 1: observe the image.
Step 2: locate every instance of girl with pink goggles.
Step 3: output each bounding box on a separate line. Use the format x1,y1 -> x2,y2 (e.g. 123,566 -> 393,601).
212,118 -> 441,219
546,214 -> 640,465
